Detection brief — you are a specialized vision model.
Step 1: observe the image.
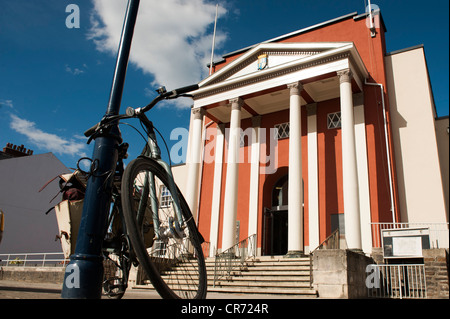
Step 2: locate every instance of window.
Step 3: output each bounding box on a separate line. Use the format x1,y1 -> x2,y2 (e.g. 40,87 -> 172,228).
160,185 -> 172,208
275,122 -> 290,139
240,130 -> 246,148
272,175 -> 288,208
327,112 -> 341,129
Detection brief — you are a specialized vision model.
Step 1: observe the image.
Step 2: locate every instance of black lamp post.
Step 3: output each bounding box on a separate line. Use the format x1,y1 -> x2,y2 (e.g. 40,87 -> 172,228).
61,0 -> 140,299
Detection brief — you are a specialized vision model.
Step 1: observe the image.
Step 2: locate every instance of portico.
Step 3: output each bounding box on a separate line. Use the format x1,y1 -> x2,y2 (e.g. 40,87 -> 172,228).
187,42 -> 373,256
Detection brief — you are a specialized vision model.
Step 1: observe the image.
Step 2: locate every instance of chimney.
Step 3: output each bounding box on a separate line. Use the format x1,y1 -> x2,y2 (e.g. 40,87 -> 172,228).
2,143 -> 34,158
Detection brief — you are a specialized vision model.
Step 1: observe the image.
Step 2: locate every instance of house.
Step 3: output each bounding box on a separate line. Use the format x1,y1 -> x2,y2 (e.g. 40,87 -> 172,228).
0,144 -> 70,253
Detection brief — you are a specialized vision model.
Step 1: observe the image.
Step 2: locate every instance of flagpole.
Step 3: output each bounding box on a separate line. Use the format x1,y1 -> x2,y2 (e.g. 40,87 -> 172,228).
209,4 -> 219,75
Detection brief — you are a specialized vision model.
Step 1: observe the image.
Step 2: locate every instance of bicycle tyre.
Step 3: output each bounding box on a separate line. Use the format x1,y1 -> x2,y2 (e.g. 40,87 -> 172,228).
121,157 -> 207,299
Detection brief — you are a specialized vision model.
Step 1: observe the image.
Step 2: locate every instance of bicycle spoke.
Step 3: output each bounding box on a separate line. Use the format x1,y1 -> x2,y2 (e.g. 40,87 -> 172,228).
121,158 -> 206,299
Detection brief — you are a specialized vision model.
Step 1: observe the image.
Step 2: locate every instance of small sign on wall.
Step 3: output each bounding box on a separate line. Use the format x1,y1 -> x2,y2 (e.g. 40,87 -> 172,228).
382,228 -> 430,258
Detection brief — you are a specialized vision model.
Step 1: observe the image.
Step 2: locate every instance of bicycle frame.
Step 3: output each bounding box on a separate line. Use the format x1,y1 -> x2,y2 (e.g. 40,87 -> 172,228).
82,100 -> 197,245
137,118 -> 185,242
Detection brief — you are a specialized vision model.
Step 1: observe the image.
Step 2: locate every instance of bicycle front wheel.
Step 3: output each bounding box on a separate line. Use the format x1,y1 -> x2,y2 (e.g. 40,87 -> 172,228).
121,157 -> 207,299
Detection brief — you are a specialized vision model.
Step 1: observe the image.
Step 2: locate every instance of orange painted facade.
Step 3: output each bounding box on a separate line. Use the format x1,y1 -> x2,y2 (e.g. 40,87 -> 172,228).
194,12 -> 402,255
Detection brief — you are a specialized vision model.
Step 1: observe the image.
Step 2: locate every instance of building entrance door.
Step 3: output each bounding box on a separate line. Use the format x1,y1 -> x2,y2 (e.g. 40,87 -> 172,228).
266,210 -> 288,255
263,175 -> 289,255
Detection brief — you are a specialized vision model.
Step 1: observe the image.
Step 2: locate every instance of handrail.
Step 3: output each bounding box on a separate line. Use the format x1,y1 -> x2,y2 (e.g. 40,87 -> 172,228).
311,228 -> 340,255
0,252 -> 68,267
309,229 -> 341,287
213,234 -> 256,287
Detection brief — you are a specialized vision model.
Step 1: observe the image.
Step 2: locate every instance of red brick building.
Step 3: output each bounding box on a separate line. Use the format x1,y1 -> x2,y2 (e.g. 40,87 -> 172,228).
180,10 -> 448,257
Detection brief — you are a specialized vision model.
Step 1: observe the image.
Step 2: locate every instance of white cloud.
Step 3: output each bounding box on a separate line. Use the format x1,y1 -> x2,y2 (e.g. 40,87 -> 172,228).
0,99 -> 14,109
88,0 -> 228,108
65,64 -> 87,75
9,114 -> 88,158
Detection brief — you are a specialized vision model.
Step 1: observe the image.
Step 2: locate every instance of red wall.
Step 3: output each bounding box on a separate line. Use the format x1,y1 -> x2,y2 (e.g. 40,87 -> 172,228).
197,14 -> 400,251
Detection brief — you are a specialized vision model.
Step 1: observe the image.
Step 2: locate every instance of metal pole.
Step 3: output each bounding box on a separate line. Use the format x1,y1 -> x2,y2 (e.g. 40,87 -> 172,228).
61,0 -> 140,299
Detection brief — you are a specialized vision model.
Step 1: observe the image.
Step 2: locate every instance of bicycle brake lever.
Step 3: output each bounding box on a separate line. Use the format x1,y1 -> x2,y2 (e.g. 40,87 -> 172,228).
84,123 -> 100,137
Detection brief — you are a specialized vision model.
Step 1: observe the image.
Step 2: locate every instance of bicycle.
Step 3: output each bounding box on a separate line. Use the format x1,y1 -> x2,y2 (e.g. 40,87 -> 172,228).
82,83 -> 207,299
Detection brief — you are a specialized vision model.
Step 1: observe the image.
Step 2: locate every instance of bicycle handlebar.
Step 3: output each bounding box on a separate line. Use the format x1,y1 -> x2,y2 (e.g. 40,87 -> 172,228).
83,83 -> 199,138
141,83 -> 199,113
169,84 -> 199,96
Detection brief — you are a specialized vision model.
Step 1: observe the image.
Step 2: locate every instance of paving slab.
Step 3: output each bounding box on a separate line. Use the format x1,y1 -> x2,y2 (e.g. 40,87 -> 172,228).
0,280 -> 316,299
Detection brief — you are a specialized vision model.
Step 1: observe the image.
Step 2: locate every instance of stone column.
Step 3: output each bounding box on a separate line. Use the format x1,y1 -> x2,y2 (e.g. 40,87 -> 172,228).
338,69 -> 362,251
221,97 -> 243,251
307,103 -> 320,252
248,115 -> 261,256
287,82 -> 304,257
209,124 -> 225,257
352,93 -> 372,254
185,107 -> 205,222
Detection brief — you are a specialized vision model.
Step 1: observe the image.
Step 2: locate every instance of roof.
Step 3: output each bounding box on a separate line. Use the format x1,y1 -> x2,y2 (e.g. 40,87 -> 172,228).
210,10 -> 387,66
386,44 -> 424,56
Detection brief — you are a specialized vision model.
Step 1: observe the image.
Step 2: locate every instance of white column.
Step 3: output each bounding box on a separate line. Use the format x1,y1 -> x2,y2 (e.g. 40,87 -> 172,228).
185,107 -> 205,222
221,97 -> 243,251
353,93 -> 372,254
338,69 -> 362,251
248,115 -> 261,255
287,82 -> 304,257
307,103 -> 319,252
209,124 -> 225,257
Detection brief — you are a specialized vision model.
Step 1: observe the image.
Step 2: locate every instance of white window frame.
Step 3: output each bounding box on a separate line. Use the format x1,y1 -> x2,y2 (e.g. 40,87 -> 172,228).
327,111 -> 341,129
159,185 -> 172,208
274,122 -> 290,139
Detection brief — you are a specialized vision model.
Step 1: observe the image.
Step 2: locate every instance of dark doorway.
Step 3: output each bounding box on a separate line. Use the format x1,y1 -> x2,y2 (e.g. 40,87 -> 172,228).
272,210 -> 288,255
263,175 -> 289,255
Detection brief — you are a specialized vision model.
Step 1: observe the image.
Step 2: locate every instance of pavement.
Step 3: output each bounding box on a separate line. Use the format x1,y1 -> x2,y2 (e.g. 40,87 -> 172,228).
0,280 -> 161,299
0,280 -> 425,318
0,280 -> 307,300
0,280 -> 320,318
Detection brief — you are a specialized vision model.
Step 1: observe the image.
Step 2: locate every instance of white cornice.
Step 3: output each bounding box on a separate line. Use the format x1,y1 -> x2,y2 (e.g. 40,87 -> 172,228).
199,42 -> 354,87
194,59 -> 350,108
192,42 -> 368,104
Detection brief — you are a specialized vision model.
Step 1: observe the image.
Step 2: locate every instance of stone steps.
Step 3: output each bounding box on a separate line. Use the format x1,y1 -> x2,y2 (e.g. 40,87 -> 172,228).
207,286 -> 317,296
210,256 -> 316,296
133,255 -> 317,297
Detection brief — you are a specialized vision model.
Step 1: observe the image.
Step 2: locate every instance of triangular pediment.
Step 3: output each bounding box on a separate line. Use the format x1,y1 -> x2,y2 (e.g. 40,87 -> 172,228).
200,42 -> 353,87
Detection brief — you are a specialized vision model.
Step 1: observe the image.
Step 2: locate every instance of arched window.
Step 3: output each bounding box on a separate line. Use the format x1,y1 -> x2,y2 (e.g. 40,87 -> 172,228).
272,175 -> 288,208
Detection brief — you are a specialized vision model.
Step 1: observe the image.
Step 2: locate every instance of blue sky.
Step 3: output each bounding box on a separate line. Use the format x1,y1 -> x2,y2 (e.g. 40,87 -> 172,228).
0,0 -> 448,170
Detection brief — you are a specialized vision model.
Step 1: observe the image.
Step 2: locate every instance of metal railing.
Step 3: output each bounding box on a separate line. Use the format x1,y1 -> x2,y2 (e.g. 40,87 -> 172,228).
309,229 -> 342,288
213,234 -> 256,287
312,228 -> 341,252
367,264 -> 427,299
0,252 -> 68,267
371,222 -> 449,249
